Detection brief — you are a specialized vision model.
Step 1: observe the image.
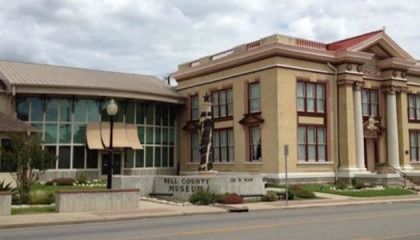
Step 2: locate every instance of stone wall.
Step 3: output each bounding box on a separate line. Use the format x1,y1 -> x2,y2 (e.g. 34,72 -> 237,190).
0,192 -> 11,216
56,189 -> 139,212
113,174 -> 266,200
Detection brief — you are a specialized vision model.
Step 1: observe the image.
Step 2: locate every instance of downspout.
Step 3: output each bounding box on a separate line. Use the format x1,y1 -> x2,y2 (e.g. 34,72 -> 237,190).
326,62 -> 339,183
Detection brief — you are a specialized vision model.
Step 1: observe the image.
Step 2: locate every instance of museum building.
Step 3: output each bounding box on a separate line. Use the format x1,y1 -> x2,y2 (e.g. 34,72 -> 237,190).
2,29 -> 420,185
173,29 -> 420,184
0,61 -> 184,181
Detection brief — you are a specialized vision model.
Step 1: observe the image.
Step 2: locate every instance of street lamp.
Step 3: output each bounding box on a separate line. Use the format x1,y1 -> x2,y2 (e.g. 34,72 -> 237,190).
106,99 -> 118,189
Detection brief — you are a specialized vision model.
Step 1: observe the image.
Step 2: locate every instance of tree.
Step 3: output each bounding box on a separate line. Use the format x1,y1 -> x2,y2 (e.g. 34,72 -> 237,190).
0,133 -> 56,204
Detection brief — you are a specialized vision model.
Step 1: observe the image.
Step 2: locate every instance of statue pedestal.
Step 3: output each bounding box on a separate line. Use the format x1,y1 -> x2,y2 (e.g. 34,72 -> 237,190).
197,170 -> 218,176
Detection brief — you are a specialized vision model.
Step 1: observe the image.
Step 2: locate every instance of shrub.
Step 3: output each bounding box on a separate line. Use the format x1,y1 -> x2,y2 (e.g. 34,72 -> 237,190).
262,191 -> 278,202
30,190 -> 55,205
290,185 -> 316,199
0,180 -> 14,192
46,177 -> 76,186
335,182 -> 347,190
221,193 -> 243,204
189,191 -> 222,205
76,173 -> 88,185
12,192 -> 21,205
351,179 -> 367,189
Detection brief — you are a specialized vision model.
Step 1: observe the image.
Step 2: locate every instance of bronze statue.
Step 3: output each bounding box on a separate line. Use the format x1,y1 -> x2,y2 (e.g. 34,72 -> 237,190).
198,93 -> 214,171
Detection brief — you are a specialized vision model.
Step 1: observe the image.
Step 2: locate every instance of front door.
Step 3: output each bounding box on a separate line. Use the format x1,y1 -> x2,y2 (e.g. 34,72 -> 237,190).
101,152 -> 122,175
364,139 -> 378,172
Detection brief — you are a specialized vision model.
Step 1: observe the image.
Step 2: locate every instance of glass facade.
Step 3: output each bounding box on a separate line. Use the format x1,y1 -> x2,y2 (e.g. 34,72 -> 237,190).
15,96 -> 177,171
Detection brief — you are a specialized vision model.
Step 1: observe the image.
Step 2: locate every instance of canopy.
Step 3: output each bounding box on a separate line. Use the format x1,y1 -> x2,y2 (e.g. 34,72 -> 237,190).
86,122 -> 143,150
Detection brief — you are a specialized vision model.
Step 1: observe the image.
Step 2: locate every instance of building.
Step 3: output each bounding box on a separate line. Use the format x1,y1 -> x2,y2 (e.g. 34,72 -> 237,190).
173,30 -> 420,184
2,29 -> 420,186
0,61 -> 184,181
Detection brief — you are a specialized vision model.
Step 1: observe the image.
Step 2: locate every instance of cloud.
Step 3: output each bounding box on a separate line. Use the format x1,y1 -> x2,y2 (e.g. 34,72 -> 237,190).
0,0 -> 419,77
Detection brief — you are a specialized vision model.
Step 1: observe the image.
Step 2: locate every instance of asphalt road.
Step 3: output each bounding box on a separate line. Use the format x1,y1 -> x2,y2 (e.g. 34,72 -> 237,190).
2,202 -> 420,240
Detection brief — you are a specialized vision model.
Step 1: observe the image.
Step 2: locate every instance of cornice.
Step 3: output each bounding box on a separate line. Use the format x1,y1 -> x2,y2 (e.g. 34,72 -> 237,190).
172,43 -> 373,81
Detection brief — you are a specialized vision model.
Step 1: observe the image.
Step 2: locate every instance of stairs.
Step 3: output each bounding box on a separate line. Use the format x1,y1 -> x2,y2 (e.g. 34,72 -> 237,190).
389,166 -> 420,191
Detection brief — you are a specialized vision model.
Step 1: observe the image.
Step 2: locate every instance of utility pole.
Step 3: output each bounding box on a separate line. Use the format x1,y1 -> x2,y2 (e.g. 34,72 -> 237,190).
284,144 -> 289,206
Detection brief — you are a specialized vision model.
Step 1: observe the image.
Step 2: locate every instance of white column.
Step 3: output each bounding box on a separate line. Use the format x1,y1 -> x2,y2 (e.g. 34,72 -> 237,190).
353,84 -> 367,171
386,90 -> 400,169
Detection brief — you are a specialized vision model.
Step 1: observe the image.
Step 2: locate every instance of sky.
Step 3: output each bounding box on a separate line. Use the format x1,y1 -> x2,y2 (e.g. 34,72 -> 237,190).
0,0 -> 419,79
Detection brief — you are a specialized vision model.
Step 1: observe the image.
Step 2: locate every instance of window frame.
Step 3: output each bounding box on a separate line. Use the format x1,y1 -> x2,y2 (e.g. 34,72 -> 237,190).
248,125 -> 262,162
190,131 -> 200,163
408,94 -> 420,122
297,125 -> 327,162
361,88 -> 379,118
296,80 -> 326,115
190,94 -> 199,121
409,130 -> 420,162
248,82 -> 261,114
211,88 -> 233,120
212,128 -> 234,163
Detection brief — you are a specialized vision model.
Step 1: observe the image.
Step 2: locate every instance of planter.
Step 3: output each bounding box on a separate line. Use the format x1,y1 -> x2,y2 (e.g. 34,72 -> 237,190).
55,189 -> 139,212
0,192 -> 11,216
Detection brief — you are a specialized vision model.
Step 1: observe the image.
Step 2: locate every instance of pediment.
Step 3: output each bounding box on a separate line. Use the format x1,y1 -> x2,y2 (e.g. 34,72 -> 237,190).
349,33 -> 415,62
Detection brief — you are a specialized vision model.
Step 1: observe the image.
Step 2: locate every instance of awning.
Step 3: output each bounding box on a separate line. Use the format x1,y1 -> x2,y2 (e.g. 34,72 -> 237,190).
126,124 -> 143,150
86,122 -> 143,150
86,123 -> 104,150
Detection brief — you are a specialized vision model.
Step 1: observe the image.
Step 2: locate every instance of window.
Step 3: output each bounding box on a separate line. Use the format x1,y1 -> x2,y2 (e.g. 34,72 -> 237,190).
408,94 -> 420,121
362,89 -> 378,117
190,95 -> 199,121
213,128 -> 234,162
410,131 -> 420,162
212,89 -> 233,119
191,132 -> 200,162
248,82 -> 261,113
15,96 -> 177,171
298,126 -> 327,162
72,146 -> 85,169
249,126 -> 262,161
296,81 -> 325,114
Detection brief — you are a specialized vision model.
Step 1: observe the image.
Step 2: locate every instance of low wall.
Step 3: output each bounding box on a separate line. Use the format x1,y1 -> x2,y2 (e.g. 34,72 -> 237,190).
56,189 -> 139,212
0,192 -> 11,216
113,174 -> 266,200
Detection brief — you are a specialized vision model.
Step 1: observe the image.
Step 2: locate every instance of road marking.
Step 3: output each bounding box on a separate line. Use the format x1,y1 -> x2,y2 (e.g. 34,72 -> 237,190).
353,232 -> 420,240
116,210 -> 420,240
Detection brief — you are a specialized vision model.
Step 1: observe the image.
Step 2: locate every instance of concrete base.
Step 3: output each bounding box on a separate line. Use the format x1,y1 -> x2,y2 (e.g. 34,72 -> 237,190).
0,192 -> 11,216
338,172 -> 402,186
56,189 -> 139,212
113,174 -> 266,201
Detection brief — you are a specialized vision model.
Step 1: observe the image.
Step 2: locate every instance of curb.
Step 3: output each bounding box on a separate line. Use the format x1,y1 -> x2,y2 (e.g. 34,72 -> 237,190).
1,197 -> 420,229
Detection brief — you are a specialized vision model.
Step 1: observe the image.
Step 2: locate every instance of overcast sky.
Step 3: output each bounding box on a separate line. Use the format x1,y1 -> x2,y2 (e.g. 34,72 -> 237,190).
0,0 -> 419,78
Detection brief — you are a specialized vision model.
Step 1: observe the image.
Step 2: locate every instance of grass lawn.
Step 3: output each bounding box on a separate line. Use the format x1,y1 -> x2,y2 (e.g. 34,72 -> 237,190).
302,184 -> 415,197
12,206 -> 56,215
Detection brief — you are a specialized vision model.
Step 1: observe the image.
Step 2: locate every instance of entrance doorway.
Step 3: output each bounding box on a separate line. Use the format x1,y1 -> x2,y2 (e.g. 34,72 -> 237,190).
101,152 -> 122,175
364,139 -> 378,172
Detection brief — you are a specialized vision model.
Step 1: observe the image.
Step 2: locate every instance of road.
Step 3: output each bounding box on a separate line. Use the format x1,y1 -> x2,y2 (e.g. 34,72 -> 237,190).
1,202 -> 420,240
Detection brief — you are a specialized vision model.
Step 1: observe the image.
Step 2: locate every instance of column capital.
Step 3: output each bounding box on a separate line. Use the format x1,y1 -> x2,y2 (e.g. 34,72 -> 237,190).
381,85 -> 406,94
353,81 -> 364,91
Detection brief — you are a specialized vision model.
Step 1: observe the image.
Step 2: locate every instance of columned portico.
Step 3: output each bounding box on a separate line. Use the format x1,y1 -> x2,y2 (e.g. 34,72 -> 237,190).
385,88 -> 400,169
353,83 -> 367,171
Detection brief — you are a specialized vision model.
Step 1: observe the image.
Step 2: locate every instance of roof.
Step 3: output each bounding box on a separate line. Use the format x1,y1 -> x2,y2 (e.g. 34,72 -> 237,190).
173,29 -> 420,81
327,30 -> 384,51
0,60 -> 183,102
0,112 -> 37,133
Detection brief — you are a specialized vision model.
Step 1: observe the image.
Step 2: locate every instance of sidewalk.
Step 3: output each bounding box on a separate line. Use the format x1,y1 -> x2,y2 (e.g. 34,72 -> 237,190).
1,193 -> 420,229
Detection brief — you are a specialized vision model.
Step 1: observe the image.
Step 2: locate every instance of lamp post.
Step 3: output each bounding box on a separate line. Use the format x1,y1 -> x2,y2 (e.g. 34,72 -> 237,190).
106,99 -> 118,189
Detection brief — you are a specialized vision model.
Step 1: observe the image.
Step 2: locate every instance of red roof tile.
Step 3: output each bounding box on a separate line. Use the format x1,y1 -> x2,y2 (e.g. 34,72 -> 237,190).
326,30 -> 383,51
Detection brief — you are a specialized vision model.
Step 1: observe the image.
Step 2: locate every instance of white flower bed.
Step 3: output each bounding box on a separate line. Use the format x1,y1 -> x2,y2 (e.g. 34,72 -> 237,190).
73,179 -> 106,188
330,185 -> 385,192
